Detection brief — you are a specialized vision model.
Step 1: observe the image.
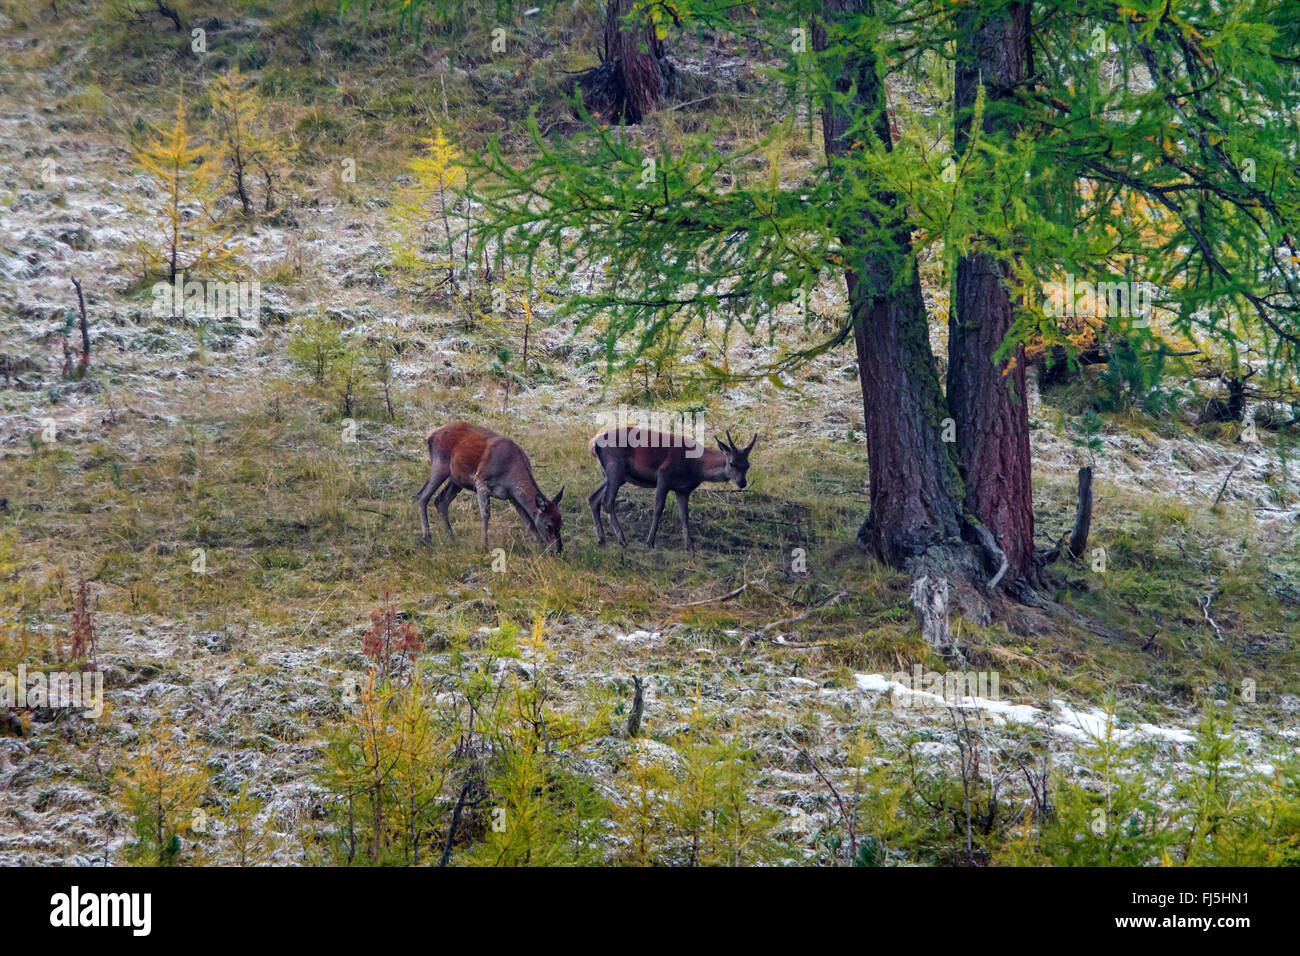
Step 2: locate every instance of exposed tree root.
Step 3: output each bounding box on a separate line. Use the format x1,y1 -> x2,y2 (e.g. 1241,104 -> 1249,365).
966,521 -> 1009,590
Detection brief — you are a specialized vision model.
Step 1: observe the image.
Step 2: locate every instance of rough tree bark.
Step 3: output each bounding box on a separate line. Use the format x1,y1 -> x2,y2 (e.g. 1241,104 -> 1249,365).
1066,465 -> 1093,559
948,1 -> 1037,586
1199,375 -> 1248,423
1040,342 -> 1110,388
848,257 -> 966,565
578,0 -> 678,124
911,576 -> 955,656
814,3 -> 968,570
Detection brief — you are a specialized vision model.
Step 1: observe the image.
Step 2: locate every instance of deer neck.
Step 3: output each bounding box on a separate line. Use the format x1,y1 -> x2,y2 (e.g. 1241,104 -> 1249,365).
509,465 -> 545,520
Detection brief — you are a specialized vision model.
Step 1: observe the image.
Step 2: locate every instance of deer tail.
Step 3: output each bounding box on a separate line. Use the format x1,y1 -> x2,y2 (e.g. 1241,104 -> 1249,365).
413,431 -> 439,501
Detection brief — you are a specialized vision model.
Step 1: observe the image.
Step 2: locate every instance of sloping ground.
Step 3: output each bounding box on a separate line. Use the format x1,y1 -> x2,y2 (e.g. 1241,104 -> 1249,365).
2,6 -> 1299,865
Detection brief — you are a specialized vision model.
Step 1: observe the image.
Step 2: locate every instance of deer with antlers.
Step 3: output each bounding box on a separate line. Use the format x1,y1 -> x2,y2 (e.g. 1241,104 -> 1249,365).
587,427 -> 756,551
416,422 -> 564,552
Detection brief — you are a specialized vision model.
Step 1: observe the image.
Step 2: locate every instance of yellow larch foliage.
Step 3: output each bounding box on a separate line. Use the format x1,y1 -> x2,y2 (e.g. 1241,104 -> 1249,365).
128,85 -> 237,281
392,128 -> 467,289
209,66 -> 295,216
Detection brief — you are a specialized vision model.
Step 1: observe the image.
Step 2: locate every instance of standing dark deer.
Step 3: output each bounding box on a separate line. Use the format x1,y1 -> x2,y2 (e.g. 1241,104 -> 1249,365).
588,427 -> 756,551
416,422 -> 564,552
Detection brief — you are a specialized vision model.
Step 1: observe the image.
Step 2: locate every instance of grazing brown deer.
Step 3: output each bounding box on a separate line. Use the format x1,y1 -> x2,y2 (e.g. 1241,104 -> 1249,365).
416,422 -> 564,552
588,427 -> 756,551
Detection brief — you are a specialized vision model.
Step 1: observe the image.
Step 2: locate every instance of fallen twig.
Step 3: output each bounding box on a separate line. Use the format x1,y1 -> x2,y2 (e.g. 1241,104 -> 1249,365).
670,580 -> 754,608
741,589 -> 848,650
664,95 -> 716,112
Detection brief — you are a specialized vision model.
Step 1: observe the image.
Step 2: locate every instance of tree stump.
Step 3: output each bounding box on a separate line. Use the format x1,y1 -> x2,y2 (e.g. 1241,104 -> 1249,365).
577,0 -> 678,125
911,575 -> 952,653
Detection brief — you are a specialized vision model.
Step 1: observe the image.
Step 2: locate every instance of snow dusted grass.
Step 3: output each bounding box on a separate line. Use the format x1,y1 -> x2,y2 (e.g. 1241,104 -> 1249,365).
3,347 -> 1298,863
1,2 -> 1298,865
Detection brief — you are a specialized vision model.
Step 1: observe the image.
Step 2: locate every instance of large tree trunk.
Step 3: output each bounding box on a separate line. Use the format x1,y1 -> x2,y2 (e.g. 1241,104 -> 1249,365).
579,0 -> 678,124
848,260 -> 965,565
814,3 -> 967,569
948,2 -> 1036,585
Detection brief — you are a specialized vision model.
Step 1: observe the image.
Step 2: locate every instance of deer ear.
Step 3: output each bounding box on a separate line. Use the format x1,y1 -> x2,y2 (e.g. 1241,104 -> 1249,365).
714,434 -> 729,453
744,432 -> 758,454
552,485 -> 564,506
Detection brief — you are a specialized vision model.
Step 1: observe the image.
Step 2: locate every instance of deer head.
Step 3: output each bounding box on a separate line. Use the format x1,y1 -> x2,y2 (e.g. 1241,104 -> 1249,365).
534,485 -> 565,552
714,430 -> 758,489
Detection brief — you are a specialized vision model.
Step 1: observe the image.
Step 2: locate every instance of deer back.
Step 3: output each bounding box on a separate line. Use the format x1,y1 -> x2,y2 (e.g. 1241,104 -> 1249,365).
433,421 -> 557,505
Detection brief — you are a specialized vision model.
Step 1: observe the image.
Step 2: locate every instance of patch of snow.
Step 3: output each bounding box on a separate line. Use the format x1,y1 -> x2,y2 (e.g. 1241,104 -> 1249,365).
615,629 -> 661,644
856,673 -> 1204,750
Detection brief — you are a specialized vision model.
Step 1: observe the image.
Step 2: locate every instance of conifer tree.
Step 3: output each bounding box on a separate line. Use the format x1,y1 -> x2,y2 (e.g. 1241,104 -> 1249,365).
129,86 -> 235,282
468,0 -> 1300,597
209,66 -> 294,217
948,3 -> 1036,584
116,722 -> 210,866
337,0 -> 677,123
396,128 -> 467,291
945,0 -> 1300,585
580,0 -> 679,124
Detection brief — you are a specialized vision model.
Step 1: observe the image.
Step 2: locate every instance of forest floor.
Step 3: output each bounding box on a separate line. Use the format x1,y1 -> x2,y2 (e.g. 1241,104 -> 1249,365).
1,3 -> 1299,865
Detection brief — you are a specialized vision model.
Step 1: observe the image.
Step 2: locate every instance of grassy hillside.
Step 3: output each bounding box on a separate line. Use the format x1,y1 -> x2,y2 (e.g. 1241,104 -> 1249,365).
1,1 -> 1299,866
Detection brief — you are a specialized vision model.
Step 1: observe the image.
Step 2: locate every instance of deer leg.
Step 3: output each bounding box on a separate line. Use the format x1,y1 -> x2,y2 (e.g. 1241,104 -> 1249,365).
417,462 -> 451,540
433,482 -> 460,536
602,467 -> 628,548
588,480 -> 607,546
475,483 -> 491,548
675,490 -> 694,553
646,474 -> 669,547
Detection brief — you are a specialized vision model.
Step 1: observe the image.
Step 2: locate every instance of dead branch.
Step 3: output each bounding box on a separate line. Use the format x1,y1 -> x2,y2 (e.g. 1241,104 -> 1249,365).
154,0 -> 182,31
1067,465 -> 1093,559
626,675 -> 644,738
1041,465 -> 1094,564
1212,456 -> 1245,506
663,95 -> 716,112
71,276 -> 89,369
741,589 -> 847,650
670,580 -> 753,608
781,732 -> 855,862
